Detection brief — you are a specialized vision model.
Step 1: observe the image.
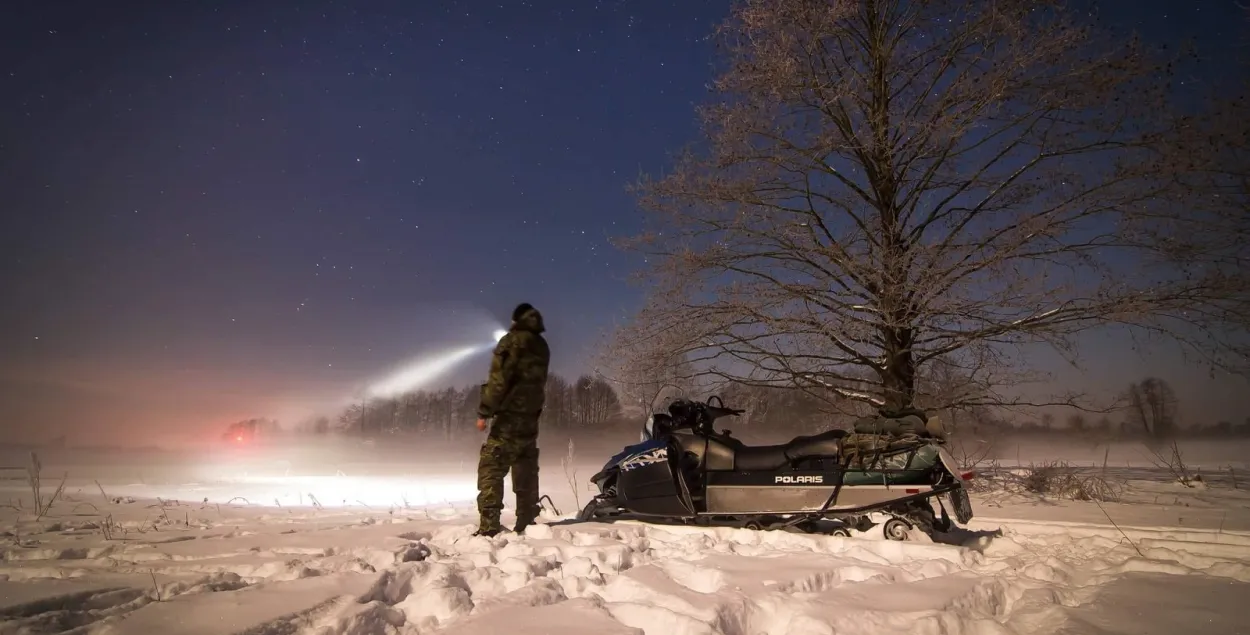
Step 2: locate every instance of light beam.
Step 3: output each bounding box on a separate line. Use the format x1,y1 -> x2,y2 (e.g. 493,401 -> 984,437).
366,345 -> 487,398
364,326 -> 506,399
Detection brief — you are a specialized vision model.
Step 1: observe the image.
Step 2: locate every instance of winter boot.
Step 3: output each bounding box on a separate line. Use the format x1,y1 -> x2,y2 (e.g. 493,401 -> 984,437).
474,516 -> 505,538
513,499 -> 542,535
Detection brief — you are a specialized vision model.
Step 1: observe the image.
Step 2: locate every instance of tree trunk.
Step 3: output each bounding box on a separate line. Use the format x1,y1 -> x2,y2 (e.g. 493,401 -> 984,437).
879,325 -> 916,413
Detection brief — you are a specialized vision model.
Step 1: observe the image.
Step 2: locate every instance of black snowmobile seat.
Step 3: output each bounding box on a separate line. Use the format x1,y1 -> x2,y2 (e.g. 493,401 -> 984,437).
785,430 -> 847,460
732,429 -> 847,471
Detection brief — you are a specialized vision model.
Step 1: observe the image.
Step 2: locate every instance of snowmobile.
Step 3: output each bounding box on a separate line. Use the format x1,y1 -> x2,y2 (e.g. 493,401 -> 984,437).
577,396 -> 976,541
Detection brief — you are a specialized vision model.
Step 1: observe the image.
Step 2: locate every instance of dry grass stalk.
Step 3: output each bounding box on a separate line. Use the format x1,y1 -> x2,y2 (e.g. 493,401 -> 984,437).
562,438 -> 581,510
35,472 -> 67,521
975,460 -> 1124,502
1145,439 -> 1199,487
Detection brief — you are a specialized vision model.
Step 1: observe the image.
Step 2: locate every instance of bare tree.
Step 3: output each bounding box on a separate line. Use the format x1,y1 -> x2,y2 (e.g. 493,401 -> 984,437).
1165,58 -> 1250,284
612,0 -> 1250,414
540,374 -> 572,429
717,382 -> 773,427
1093,416 -> 1113,435
596,309 -> 703,415
1067,414 -> 1087,433
911,355 -> 993,414
1124,377 -> 1179,439
573,375 -> 622,427
309,416 -> 330,435
339,402 -> 365,434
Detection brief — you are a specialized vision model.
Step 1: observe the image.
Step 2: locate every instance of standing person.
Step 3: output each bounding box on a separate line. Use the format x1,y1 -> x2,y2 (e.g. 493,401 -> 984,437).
473,303 -> 550,537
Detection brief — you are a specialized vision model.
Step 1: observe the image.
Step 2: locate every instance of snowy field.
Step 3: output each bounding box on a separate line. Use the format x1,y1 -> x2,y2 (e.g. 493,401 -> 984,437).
2,436 -> 1250,635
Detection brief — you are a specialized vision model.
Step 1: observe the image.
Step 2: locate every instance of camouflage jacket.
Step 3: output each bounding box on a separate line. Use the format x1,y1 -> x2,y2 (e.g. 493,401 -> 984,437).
478,305 -> 550,418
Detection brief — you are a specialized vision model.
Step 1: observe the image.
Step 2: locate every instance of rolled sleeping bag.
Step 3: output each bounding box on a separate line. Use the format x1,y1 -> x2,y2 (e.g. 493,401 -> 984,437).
852,414 -> 928,436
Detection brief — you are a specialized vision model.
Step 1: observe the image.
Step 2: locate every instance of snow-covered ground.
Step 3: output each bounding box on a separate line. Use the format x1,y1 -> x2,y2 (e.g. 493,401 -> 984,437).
2,437 -> 1249,635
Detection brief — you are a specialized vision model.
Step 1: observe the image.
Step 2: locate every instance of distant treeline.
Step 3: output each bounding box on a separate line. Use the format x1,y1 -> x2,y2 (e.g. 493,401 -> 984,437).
997,415 -> 1250,439
289,373 -> 625,439
255,376 -> 1250,442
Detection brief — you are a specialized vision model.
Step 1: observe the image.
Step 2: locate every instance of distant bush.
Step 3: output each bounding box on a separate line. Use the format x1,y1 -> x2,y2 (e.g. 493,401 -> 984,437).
974,460 -> 1124,502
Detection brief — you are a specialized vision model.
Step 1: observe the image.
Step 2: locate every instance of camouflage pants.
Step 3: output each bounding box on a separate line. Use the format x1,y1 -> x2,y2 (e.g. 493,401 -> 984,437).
476,415 -> 540,532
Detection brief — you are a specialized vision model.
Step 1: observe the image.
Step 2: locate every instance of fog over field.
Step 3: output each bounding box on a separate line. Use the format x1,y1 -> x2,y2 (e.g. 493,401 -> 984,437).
3,423 -> 1250,635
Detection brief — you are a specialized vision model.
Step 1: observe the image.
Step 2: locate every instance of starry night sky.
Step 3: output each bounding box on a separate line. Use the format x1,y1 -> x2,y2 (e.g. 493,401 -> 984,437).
1,1 -> 1246,445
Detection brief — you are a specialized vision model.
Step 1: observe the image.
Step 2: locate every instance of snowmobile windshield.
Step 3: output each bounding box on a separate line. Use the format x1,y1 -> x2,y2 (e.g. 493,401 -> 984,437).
642,413 -> 678,441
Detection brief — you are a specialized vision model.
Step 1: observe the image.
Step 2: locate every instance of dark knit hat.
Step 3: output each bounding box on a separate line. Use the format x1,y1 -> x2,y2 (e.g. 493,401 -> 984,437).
512,303 -> 535,323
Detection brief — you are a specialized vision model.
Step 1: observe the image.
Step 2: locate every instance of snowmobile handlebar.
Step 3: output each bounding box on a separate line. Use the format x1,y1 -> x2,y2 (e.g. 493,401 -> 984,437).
700,395 -> 745,420
704,405 -> 746,420
664,396 -> 744,434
